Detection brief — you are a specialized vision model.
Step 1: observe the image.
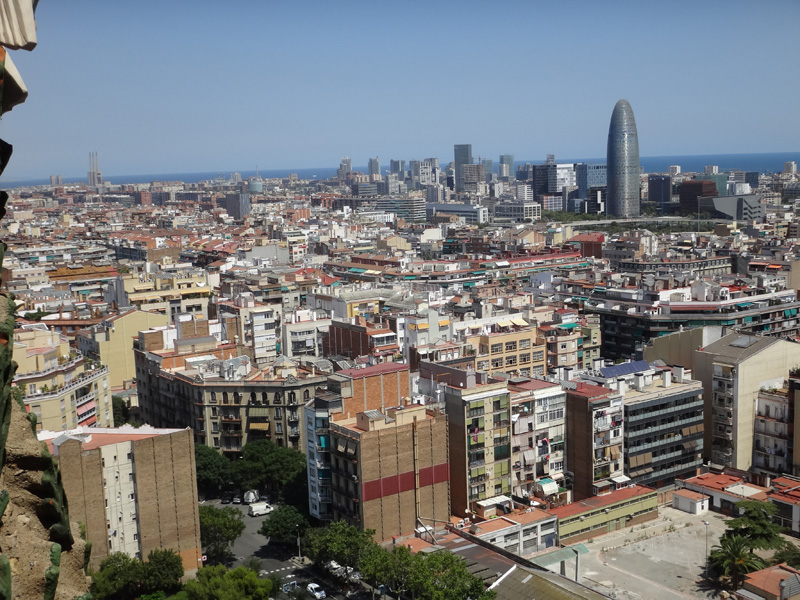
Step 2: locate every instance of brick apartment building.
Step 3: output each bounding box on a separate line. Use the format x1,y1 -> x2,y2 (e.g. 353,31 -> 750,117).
41,426 -> 202,574
329,403 -> 450,541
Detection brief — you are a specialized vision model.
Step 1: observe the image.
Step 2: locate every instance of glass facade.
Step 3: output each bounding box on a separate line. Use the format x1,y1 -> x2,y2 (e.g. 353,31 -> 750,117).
606,99 -> 640,217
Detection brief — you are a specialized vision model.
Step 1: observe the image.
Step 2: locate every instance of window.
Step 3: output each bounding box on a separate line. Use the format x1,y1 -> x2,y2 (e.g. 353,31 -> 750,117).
505,341 -> 517,352
275,407 -> 282,420
532,351 -> 544,362
491,343 -> 503,354
519,353 -> 531,364
304,389 -> 310,400
274,392 -> 282,404
276,423 -> 283,434
477,361 -> 489,371
505,356 -> 517,367
519,339 -> 531,349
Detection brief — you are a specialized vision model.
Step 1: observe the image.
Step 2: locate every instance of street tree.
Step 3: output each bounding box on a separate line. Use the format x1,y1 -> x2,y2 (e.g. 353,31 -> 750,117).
90,552 -> 144,600
195,444 -> 231,498
141,548 -> 184,596
183,565 -> 273,600
422,550 -> 494,600
312,520 -> 375,575
199,505 -> 246,564
774,542 -> 800,569
709,534 -> 765,589
259,504 -> 309,545
358,542 -> 392,597
724,500 -> 785,551
234,439 -> 307,501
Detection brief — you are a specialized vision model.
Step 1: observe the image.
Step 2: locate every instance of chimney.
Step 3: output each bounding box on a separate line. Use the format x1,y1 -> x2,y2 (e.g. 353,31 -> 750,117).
674,365 -> 685,383
633,373 -> 645,392
662,370 -> 672,388
563,367 -> 573,381
617,378 -> 627,396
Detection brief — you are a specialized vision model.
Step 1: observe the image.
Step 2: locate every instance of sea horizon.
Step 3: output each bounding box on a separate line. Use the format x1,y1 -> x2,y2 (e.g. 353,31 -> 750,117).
2,151 -> 797,189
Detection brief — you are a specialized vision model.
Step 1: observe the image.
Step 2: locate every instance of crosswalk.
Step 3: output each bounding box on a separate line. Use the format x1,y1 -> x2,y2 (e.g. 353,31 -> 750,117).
259,565 -> 296,578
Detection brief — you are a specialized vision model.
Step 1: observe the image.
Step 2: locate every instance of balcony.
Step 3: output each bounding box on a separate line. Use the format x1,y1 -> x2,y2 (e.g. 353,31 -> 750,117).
23,366 -> 108,401
14,354 -> 85,382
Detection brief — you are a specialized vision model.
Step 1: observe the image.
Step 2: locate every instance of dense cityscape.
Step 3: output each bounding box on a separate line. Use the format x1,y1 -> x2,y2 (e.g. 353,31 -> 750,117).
2,1 -> 800,598
0,90 -> 798,600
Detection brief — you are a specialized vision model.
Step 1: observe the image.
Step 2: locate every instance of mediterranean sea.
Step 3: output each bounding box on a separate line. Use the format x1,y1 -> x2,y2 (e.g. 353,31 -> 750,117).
3,152 -> 798,189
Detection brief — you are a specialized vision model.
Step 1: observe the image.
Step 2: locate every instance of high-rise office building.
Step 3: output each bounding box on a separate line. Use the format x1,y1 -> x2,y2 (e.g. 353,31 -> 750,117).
785,161 -> 797,175
368,157 -> 380,178
389,159 -> 405,175
225,192 -> 251,220
454,144 -> 473,193
88,151 -> 103,187
648,174 -> 672,213
669,165 -> 681,176
481,158 -> 494,180
575,163 -> 607,199
499,154 -> 514,178
705,165 -> 719,175
337,157 -> 352,182
606,99 -> 640,217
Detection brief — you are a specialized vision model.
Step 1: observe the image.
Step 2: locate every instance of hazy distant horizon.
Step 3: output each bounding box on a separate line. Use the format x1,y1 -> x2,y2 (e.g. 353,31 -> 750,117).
3,151 -> 797,189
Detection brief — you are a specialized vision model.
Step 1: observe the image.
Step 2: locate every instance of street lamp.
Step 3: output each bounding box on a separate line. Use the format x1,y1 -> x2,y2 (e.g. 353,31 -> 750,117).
297,524 -> 302,562
703,520 -> 710,580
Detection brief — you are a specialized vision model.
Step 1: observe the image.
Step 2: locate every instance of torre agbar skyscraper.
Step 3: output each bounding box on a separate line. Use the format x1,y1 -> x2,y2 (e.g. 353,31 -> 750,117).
606,99 -> 640,217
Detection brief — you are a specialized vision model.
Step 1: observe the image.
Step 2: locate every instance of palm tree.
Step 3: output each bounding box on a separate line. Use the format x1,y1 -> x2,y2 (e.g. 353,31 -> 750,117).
774,542 -> 800,569
709,534 -> 765,589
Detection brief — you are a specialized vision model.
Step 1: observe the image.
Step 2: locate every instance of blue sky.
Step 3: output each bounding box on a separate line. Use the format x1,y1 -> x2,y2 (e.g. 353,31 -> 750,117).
1,0 -> 798,180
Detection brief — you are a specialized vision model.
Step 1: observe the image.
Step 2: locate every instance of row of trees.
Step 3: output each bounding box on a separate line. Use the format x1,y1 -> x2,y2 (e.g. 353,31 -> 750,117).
92,553 -> 274,600
257,517 -> 495,600
91,550 -> 184,599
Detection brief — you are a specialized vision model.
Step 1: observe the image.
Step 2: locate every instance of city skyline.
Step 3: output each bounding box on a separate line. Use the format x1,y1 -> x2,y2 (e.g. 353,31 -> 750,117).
0,1 -> 798,180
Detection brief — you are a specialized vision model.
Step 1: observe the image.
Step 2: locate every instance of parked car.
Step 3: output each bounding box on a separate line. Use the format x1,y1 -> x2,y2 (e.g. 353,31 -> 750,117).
220,494 -> 233,504
307,583 -> 326,599
232,496 -> 242,504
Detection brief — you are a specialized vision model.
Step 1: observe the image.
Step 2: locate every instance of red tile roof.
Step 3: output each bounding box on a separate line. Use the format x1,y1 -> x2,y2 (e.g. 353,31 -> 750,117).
549,485 -> 656,520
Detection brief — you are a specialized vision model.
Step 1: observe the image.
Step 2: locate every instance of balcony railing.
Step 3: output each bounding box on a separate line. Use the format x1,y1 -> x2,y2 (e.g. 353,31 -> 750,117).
23,366 -> 108,401
14,355 -> 85,381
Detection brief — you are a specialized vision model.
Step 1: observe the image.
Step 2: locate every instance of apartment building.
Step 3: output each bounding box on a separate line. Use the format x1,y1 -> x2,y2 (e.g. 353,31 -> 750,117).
41,426 -> 202,574
694,334 -> 800,470
565,382 -> 625,501
215,292 -> 279,366
306,362 -> 410,522
281,309 -> 331,359
508,379 -> 567,503
105,271 -> 211,320
76,309 -> 170,389
750,376 -> 800,479
469,321 -> 547,379
325,316 -> 400,364
13,324 -> 113,430
329,404 -> 449,542
443,374 -> 512,516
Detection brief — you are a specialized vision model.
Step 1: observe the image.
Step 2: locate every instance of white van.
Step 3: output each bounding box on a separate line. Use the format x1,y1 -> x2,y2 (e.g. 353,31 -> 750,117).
248,501 -> 273,517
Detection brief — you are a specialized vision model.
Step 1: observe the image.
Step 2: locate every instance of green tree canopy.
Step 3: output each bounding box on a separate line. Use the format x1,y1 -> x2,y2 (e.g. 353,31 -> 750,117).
233,439 -> 307,500
183,565 -> 273,600
90,552 -> 144,600
774,541 -> 800,569
710,533 -> 765,589
258,504 -> 309,545
308,520 -> 375,573
199,505 -> 245,564
724,500 -> 785,551
195,444 -> 232,497
142,548 -> 184,596
422,550 -> 493,600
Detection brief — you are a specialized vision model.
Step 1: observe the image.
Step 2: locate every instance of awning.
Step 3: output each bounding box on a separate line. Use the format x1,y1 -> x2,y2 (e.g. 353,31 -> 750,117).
497,320 -> 513,327
438,319 -> 451,327
611,475 -> 631,485
522,449 -> 536,464
455,323 -> 467,330
417,323 -> 429,330
512,318 -> 528,327
249,422 -> 270,431
538,478 -> 558,496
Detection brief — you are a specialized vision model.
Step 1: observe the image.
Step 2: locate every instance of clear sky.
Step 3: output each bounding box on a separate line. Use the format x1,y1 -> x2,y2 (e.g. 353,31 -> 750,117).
1,0 -> 798,180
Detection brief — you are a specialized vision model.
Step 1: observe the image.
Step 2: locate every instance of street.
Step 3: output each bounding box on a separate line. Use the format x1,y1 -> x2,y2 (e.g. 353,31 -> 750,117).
203,500 -> 357,599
